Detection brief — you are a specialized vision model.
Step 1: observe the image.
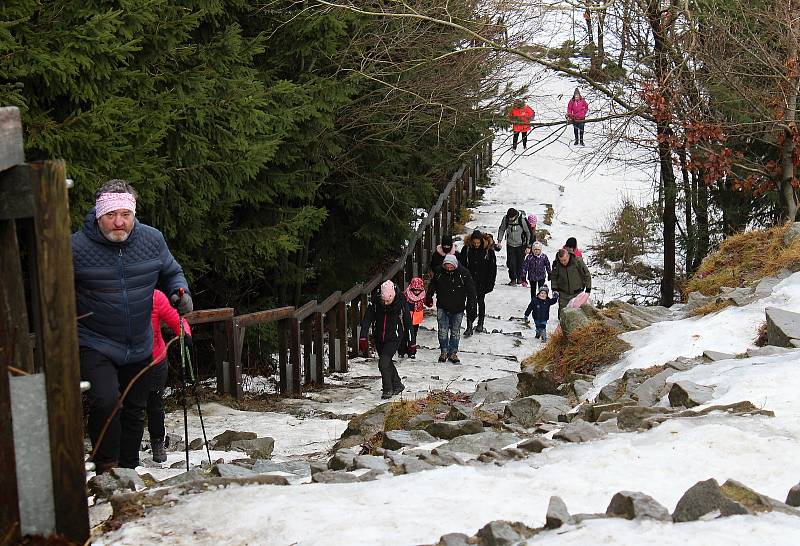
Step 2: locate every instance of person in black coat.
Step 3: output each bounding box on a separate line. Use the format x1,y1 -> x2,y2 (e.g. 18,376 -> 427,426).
359,280 -> 412,399
425,255 -> 477,364
430,234 -> 457,272
458,230 -> 497,335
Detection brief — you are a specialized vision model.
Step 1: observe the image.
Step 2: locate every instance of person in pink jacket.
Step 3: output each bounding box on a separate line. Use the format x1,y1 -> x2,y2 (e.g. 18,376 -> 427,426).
566,88 -> 589,146
148,289 -> 191,462
509,98 -> 535,151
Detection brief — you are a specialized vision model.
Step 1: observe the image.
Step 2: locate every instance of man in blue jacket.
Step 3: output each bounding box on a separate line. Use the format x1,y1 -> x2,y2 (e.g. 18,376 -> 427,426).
72,179 -> 192,471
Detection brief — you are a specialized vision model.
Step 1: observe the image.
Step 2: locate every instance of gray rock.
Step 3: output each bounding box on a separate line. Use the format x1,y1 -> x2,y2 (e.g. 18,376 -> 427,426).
553,419 -> 606,443
252,460 -> 310,478
617,406 -> 673,431
746,346 -> 796,357
309,461 -> 328,475
503,395 -> 571,428
382,429 -> 438,450
784,222 -> 800,246
586,400 -> 635,422
188,437 -> 205,451
517,437 -> 553,453
335,402 -> 392,450
719,479 -> 800,516
634,369 -> 676,407
158,469 -> 205,487
669,381 -> 714,408
407,413 -> 436,430
572,379 -> 593,401
787,483 -> 800,507
517,370 -> 560,396
606,491 -> 671,521
229,437 -> 275,459
354,455 -> 390,473
425,419 -> 484,440
445,404 -> 474,421
476,521 -> 524,546
672,478 -> 749,522
561,308 -> 589,339
437,533 -> 471,546
766,307 -> 800,348
328,450 -> 357,471
88,473 -> 126,499
357,469 -> 386,482
417,451 -> 464,467
165,433 -> 185,451
703,350 -> 735,362
211,464 -> 257,478
545,496 -> 574,529
472,375 -> 519,404
399,458 -> 436,474
210,430 -> 257,449
311,470 -> 360,484
433,432 -> 521,457
109,467 -> 146,491
665,357 -> 703,372
598,380 -> 621,402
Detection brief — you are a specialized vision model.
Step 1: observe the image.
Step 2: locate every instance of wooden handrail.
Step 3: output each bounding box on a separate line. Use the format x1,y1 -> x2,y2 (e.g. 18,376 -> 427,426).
293,300 -> 318,322
235,306 -> 295,327
318,291 -> 342,313
342,284 -> 363,302
184,307 -> 234,325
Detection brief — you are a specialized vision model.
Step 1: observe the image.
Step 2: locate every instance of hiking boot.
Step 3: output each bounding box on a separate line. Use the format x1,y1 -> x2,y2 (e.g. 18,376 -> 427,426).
475,320 -> 485,333
94,461 -> 117,475
463,323 -> 474,337
393,384 -> 405,396
535,330 -> 541,339
151,439 -> 167,463
574,139 -> 579,145
449,353 -> 461,364
381,392 -> 393,400
580,140 -> 585,146
438,352 -> 448,363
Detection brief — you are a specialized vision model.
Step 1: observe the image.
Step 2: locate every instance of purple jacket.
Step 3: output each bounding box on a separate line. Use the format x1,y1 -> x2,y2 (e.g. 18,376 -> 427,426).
522,252 -> 551,282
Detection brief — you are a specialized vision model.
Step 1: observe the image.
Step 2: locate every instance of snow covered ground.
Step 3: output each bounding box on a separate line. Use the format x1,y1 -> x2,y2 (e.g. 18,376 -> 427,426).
101,10 -> 800,546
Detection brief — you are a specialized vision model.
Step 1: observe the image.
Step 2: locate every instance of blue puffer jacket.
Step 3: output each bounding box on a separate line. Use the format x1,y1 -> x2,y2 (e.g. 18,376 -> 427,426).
72,209 -> 188,365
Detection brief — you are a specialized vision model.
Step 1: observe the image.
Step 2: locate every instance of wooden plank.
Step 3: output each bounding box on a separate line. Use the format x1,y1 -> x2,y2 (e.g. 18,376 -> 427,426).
231,322 -> 246,398
359,293 -> 369,357
342,283 -> 363,302
349,298 -> 360,357
29,160 -> 88,542
288,319 -> 302,394
0,165 -> 35,220
183,307 -> 234,325
364,273 -> 381,293
0,220 -> 34,373
0,107 -> 24,173
293,300 -> 317,322
236,306 -> 294,326
0,281 -> 21,542
302,317 -> 313,385
277,319 -> 289,394
312,311 -> 324,385
326,309 -> 337,372
318,291 -> 341,314
336,300 -> 348,372
212,319 -> 232,395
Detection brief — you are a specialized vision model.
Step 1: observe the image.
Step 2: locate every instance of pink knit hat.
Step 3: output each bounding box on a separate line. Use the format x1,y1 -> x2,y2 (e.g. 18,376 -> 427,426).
380,280 -> 396,302
527,214 -> 537,226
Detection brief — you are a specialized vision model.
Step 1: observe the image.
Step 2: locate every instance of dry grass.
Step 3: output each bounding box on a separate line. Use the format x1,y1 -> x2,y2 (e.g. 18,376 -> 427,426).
453,207 -> 473,235
382,389 -> 470,432
690,298 -> 736,317
754,321 -> 768,347
543,204 -> 555,226
686,224 -> 800,296
524,321 -> 630,382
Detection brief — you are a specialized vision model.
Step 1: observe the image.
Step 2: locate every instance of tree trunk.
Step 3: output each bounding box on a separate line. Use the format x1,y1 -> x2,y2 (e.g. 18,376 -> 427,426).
584,6 -> 594,44
692,170 -> 710,273
618,0 -> 630,68
780,30 -> 799,222
679,146 -> 695,273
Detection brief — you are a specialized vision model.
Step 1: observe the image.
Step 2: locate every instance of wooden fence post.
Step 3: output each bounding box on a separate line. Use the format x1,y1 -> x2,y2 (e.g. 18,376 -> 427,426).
312,310 -> 324,384
30,160 -> 89,543
278,319 -> 289,394
288,317 -> 302,394
336,300 -> 348,372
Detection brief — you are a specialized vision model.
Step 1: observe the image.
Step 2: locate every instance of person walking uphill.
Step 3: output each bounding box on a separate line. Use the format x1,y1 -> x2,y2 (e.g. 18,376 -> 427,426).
72,179 -> 192,473
521,241 -> 551,297
550,248 -> 591,318
425,255 -> 477,364
431,234 -> 457,272
497,207 -> 531,285
566,88 -> 589,146
360,281 -> 411,399
398,277 -> 426,359
148,289 -> 192,463
459,230 -> 497,335
509,98 -> 534,151
524,286 -> 559,342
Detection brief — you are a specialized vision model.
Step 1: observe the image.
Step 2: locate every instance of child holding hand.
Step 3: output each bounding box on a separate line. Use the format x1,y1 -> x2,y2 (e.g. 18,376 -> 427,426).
524,286 -> 559,342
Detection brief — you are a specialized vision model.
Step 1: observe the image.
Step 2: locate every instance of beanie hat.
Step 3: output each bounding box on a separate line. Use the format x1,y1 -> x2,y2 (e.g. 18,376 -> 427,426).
533,241 -> 542,250
380,280 -> 396,302
470,229 -> 482,240
528,214 -> 537,226
442,234 -> 453,247
538,285 -> 550,295
443,255 -> 458,268
566,237 -> 578,249
506,208 -> 518,219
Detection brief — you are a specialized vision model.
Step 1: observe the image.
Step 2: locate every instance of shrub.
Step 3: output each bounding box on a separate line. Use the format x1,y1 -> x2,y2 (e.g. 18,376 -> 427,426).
686,224 -> 800,296
754,321 -> 768,347
689,298 -> 735,317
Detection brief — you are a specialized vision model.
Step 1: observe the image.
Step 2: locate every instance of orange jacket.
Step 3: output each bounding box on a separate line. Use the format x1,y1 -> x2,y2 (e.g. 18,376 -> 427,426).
509,105 -> 534,133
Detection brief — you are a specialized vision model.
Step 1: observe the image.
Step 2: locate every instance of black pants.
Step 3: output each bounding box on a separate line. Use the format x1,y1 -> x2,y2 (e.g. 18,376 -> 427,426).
377,341 -> 402,394
507,245 -> 525,282
512,131 -> 528,149
147,361 -> 168,443
476,291 -> 486,322
529,279 -> 547,299
573,122 -> 585,144
81,347 -> 151,468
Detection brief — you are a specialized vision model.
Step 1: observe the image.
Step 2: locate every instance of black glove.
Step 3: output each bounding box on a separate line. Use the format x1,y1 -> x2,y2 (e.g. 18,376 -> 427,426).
170,289 -> 193,314
182,334 -> 193,349
585,287 -> 591,294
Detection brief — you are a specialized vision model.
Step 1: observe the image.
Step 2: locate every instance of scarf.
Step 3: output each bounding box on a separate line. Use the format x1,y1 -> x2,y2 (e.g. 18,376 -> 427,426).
403,277 -> 426,312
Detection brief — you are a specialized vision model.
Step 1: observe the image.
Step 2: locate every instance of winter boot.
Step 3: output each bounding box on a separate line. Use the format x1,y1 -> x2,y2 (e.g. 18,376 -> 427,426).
535,330 -> 541,339
580,139 -> 585,146
463,322 -> 474,337
151,439 -> 167,463
448,353 -> 461,365
438,352 -> 448,363
393,384 -> 406,396
381,392 -> 393,400
94,461 -> 118,475
541,330 -> 548,342
475,317 -> 485,333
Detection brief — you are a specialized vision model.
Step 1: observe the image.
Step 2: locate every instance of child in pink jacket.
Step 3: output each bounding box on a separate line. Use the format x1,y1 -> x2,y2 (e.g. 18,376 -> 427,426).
567,88 -> 589,146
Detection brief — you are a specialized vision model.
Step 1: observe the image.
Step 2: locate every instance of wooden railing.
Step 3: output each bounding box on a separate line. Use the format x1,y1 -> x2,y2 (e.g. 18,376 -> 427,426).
196,139 -> 493,398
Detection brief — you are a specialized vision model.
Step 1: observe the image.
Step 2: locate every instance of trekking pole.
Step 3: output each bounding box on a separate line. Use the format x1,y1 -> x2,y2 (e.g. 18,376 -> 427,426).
175,288 -> 191,470
178,307 -> 212,466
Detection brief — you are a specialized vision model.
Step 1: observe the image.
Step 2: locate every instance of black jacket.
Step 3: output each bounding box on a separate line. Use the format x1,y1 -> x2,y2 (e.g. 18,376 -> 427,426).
459,242 -> 497,294
360,293 -> 412,347
524,294 -> 560,323
426,265 -> 478,319
430,245 -> 458,272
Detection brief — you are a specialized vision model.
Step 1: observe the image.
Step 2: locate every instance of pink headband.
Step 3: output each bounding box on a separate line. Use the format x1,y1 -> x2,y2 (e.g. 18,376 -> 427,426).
95,192 -> 136,219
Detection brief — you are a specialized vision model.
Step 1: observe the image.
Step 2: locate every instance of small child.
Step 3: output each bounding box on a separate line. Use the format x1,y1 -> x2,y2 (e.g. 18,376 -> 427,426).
398,277 -> 425,358
524,286 -> 559,342
520,242 -> 551,297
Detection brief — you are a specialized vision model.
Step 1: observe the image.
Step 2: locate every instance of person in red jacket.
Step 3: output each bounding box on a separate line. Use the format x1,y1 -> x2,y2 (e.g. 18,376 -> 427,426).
148,289 -> 191,463
508,99 -> 534,151
566,88 -> 589,146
